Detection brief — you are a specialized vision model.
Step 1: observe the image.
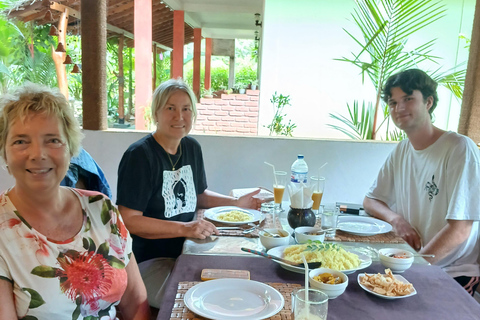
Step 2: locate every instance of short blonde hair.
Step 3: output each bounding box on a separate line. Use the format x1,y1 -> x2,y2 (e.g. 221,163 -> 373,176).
0,82 -> 83,159
151,78 -> 197,122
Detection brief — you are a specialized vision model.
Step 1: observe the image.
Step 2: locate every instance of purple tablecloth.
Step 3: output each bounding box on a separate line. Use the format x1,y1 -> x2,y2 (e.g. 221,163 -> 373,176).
158,254 -> 480,320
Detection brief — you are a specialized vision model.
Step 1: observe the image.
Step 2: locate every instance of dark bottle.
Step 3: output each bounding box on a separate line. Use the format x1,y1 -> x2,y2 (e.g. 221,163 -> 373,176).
287,207 -> 316,229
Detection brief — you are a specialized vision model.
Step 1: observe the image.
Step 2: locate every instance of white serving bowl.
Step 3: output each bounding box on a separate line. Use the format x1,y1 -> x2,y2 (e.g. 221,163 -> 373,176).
294,226 -> 326,244
309,267 -> 349,299
259,228 -> 291,250
378,248 -> 414,273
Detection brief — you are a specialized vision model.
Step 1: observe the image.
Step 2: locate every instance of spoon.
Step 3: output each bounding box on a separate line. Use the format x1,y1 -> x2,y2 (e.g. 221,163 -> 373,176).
248,223 -> 281,238
241,247 -> 322,269
388,253 -> 435,258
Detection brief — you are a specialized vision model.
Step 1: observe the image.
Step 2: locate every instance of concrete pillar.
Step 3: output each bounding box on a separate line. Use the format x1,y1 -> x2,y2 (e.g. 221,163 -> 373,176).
172,10 -> 184,79
134,0 -> 152,130
458,0 -> 480,143
81,0 -> 107,130
193,28 -> 201,100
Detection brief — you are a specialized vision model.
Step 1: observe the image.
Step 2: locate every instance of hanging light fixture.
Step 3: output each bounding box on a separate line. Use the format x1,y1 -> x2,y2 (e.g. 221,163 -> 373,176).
254,13 -> 262,27
48,25 -> 58,36
63,55 -> 73,64
71,64 -> 81,73
55,42 -> 66,52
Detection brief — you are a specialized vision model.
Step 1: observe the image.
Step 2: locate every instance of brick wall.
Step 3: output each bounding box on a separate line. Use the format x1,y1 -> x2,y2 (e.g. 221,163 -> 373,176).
192,89 -> 260,136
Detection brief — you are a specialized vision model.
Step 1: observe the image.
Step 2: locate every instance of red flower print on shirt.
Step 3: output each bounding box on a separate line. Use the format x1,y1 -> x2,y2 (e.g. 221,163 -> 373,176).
56,250 -> 114,304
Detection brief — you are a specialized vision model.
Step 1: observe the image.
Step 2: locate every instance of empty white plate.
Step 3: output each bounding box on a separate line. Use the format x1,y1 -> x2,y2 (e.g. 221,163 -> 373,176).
184,279 -> 284,320
337,216 -> 392,236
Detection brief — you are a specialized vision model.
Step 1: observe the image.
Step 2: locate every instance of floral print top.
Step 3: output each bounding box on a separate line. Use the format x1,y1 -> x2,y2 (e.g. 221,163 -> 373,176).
0,188 -> 132,320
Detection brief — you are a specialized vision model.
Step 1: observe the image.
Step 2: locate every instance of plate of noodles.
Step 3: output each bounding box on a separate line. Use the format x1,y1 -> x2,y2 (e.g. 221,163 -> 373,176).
267,243 -> 372,274
204,206 -> 263,225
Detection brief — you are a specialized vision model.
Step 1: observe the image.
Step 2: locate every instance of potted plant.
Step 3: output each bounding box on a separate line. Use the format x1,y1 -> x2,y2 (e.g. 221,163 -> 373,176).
202,88 -> 213,99
234,82 -> 246,94
251,80 -> 258,90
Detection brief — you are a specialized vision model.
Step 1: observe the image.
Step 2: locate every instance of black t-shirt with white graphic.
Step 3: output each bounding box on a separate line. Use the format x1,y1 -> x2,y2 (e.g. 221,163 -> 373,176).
116,134 -> 207,263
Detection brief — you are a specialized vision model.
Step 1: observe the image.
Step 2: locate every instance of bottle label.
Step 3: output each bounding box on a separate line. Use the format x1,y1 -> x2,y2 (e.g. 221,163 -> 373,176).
291,172 -> 308,183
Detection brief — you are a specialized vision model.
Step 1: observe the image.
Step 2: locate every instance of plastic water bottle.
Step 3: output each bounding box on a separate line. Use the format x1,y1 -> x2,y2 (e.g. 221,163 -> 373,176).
291,154 -> 308,183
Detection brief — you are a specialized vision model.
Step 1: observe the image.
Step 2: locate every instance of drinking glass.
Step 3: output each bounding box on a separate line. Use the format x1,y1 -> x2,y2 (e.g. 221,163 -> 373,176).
273,171 -> 287,210
292,288 -> 328,320
310,176 -> 325,217
321,204 -> 340,238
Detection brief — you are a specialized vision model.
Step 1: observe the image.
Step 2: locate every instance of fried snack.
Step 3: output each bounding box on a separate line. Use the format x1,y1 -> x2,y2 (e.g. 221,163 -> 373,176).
360,268 -> 414,296
216,210 -> 253,222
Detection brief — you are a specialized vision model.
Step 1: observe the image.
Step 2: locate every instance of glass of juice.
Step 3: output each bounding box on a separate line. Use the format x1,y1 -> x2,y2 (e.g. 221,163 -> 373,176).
273,171 -> 287,210
310,176 -> 326,218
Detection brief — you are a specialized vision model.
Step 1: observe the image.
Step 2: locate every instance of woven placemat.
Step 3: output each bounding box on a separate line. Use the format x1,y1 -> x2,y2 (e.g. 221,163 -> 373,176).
198,210 -> 274,238
273,214 -> 405,244
169,281 -> 300,320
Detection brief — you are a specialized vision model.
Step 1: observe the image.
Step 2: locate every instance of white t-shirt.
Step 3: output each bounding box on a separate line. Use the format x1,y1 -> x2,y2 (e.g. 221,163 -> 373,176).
366,131 -> 480,278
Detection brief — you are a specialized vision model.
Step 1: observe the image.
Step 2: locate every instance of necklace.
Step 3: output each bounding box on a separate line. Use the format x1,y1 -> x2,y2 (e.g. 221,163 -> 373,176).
166,143 -> 182,170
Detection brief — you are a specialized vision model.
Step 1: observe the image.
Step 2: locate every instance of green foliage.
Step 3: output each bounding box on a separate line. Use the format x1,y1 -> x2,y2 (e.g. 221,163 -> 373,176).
328,101 -> 375,140
330,0 -> 465,141
210,66 -> 229,91
305,240 -> 341,252
266,92 -> 296,137
235,65 -> 257,87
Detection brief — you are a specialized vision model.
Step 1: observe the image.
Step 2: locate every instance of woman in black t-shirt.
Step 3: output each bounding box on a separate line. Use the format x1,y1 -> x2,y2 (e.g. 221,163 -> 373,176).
116,78 -> 261,309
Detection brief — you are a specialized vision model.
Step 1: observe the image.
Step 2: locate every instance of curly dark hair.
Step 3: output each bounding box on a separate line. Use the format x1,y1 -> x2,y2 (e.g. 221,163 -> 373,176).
382,69 -> 439,118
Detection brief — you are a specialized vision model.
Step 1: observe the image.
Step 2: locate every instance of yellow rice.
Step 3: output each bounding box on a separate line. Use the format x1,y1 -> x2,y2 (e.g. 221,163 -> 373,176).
283,244 -> 361,270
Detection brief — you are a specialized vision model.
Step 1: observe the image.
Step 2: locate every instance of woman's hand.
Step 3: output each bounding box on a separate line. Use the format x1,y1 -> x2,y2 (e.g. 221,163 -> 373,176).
236,188 -> 263,210
183,219 -> 219,239
390,215 -> 422,251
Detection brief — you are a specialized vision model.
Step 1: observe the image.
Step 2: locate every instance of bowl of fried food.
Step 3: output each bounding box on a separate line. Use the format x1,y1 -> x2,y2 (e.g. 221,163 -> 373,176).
294,226 -> 325,244
378,248 -> 414,273
259,228 -> 291,250
309,267 -> 348,299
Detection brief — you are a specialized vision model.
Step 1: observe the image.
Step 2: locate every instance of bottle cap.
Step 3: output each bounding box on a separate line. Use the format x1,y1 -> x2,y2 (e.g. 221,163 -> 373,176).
298,154 -> 304,159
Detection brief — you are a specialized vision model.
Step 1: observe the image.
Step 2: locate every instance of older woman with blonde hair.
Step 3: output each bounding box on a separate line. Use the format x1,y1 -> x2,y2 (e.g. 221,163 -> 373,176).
116,78 -> 262,309
0,83 -> 150,319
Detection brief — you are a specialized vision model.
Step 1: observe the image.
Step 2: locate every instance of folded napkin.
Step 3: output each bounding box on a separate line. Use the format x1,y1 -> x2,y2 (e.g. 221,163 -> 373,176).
287,182 -> 314,208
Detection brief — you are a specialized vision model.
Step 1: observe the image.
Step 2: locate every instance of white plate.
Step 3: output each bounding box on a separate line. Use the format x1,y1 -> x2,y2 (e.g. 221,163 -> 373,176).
357,273 -> 417,299
337,216 -> 392,236
267,245 -> 372,274
184,279 -> 284,320
204,206 -> 263,225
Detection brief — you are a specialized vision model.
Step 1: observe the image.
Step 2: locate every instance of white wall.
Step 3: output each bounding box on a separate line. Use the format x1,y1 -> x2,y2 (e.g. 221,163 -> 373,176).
0,130 -> 397,204
258,0 -> 475,139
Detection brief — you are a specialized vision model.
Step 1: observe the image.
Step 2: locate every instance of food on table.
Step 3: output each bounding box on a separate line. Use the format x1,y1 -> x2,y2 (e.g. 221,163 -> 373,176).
313,272 -> 343,284
263,232 -> 287,238
216,210 -> 253,222
283,242 -> 361,270
360,268 -> 414,296
305,231 -> 324,235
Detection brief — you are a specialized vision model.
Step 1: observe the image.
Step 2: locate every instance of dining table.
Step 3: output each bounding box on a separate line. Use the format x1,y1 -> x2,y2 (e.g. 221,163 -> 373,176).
157,208 -> 480,320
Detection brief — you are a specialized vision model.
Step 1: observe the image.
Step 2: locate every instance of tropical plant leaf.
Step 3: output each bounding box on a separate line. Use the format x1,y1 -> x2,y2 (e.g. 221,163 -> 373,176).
328,101 -> 375,140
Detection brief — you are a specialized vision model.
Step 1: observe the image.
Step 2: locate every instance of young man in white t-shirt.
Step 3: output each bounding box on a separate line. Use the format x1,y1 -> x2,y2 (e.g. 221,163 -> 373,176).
364,69 -> 480,296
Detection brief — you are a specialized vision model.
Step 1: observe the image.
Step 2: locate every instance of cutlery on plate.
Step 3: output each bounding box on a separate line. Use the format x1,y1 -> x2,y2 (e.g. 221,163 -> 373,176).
241,247 -> 322,269
217,227 -> 243,230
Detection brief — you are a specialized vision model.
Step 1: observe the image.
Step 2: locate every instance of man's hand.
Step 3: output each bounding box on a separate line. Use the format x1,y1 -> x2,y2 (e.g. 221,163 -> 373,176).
183,219 -> 219,239
363,197 -> 423,250
390,215 -> 422,251
236,188 -> 264,210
